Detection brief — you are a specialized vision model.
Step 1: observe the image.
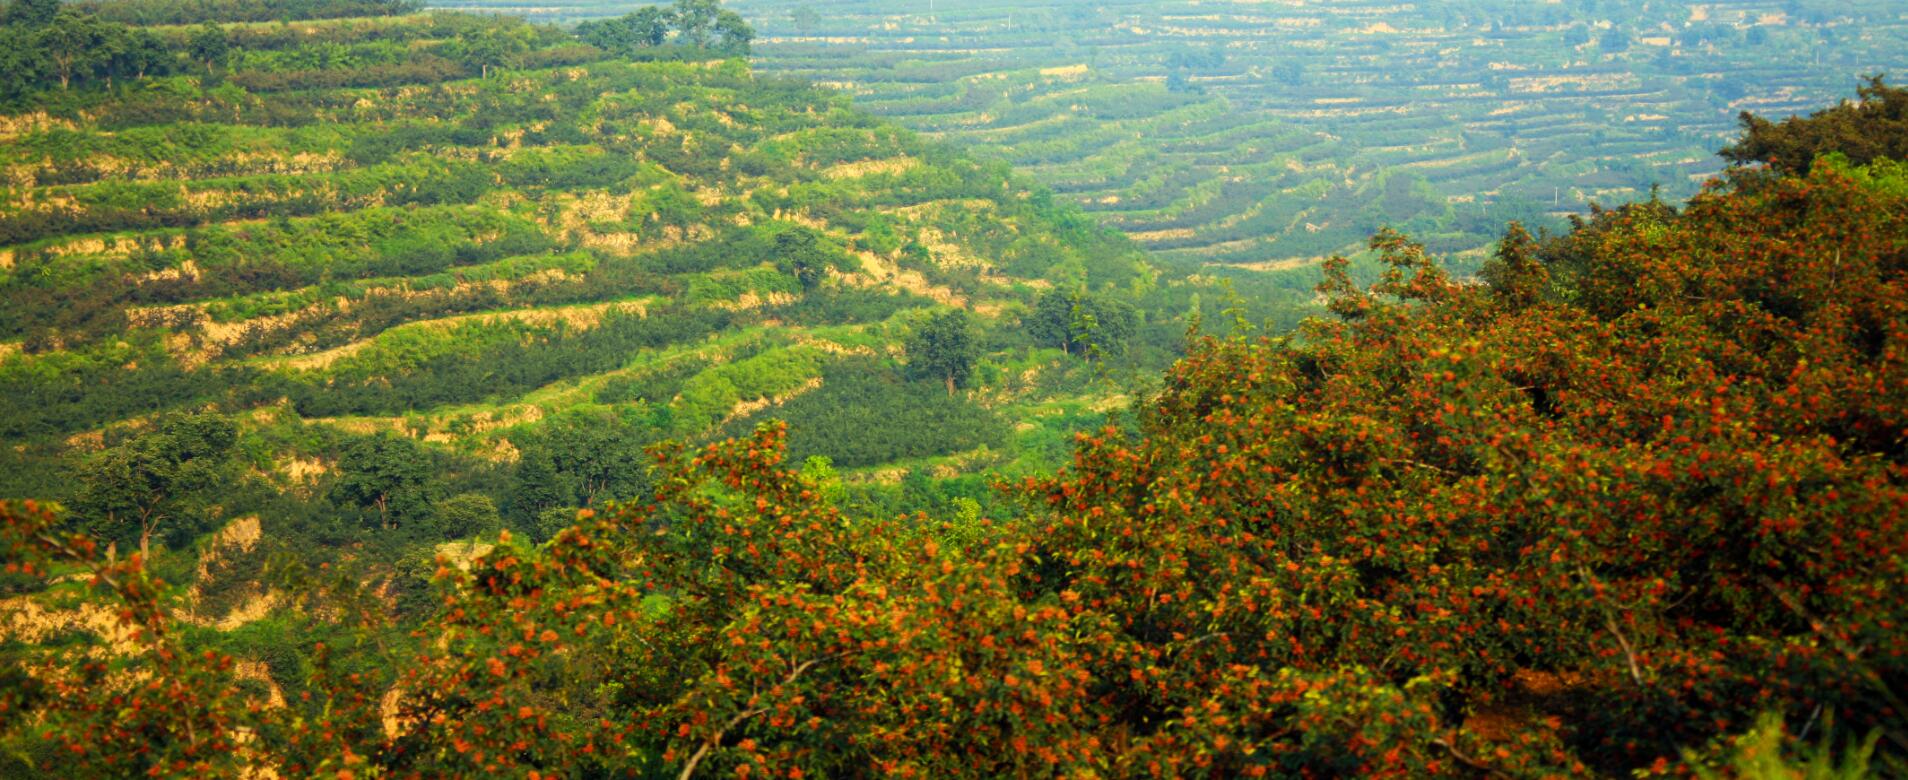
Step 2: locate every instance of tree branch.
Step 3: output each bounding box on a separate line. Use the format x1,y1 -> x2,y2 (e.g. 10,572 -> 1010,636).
1432,737 -> 1510,779
677,655 -> 833,780
1578,566 -> 1646,687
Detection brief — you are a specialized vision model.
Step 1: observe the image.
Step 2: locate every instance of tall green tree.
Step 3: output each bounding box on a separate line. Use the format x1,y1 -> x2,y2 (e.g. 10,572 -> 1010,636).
329,433 -> 436,530
1599,25 -> 1630,52
186,20 -> 229,73
516,409 -> 653,509
0,27 -> 46,103
1028,288 -> 1077,355
789,5 -> 820,32
628,5 -> 671,46
34,10 -> 111,90
433,493 -> 502,540
460,27 -> 526,78
906,309 -> 977,396
672,0 -> 720,47
70,412 -> 238,558
712,9 -> 753,54
773,226 -> 833,290
510,448 -> 566,524
1029,288 -> 1136,358
575,7 -> 671,55
1477,222 -> 1548,310
106,27 -> 171,81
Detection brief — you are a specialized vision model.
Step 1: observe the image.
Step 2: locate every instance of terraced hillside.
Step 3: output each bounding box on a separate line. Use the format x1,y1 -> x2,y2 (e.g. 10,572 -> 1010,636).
437,0 -> 1908,267
0,5 -> 1230,550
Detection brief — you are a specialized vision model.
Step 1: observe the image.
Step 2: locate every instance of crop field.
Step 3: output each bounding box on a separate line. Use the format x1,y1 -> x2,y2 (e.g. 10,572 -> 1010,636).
433,0 -> 1908,266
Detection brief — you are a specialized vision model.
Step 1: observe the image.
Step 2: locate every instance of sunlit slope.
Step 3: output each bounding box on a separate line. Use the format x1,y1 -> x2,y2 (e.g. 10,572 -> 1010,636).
436,0 -> 1908,266
0,13 -> 1155,488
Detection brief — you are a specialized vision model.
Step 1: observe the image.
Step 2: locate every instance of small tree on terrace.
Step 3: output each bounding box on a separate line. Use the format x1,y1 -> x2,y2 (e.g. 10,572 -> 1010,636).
575,6 -> 671,55
460,27 -> 527,78
773,226 -> 833,290
906,308 -> 977,396
71,412 -> 238,559
187,21 -> 229,74
330,433 -> 436,530
34,10 -> 111,90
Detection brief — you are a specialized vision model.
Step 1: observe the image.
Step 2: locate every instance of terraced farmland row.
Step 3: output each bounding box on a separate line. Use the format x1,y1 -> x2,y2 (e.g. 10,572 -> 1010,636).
436,0 -> 1908,267
0,9 -> 1199,514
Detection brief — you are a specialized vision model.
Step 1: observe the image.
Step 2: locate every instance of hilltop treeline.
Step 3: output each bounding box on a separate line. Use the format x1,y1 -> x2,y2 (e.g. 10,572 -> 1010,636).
71,0 -> 418,25
4,67 -> 1905,778
0,0 -> 760,108
574,0 -> 755,57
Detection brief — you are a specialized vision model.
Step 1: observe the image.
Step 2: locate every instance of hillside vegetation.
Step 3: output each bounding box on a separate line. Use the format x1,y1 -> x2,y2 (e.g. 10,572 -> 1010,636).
0,0 -> 1312,548
441,0 -> 1908,272
0,0 -> 1320,732
2,1 -> 1905,778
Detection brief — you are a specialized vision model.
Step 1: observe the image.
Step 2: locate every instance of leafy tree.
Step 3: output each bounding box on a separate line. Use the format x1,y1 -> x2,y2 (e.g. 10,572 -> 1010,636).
516,408 -> 653,509
906,308 -> 977,396
433,493 -> 502,540
0,28 -> 45,102
1028,288 -> 1077,354
1722,75 -> 1908,174
1271,60 -> 1304,86
530,506 -> 578,544
2,0 -> 60,27
106,26 -> 171,81
328,433 -> 436,529
789,5 -> 819,32
712,9 -> 753,54
70,412 -> 238,558
1599,25 -> 1630,52
187,20 -> 229,73
672,0 -> 719,47
34,10 -> 112,90
628,5 -> 671,46
772,226 -> 834,290
575,6 -> 670,55
509,448 -> 566,524
1028,288 -> 1137,358
459,27 -> 527,78
1476,221 -> 1548,309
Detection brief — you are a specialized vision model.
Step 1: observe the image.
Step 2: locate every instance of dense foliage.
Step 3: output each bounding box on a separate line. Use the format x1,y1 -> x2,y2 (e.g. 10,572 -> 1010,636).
5,84 -> 1907,776
3,1 -> 1905,776
73,0 -> 418,25
0,3 -> 179,103
575,0 -> 754,57
1722,75 -> 1908,175
0,13 -> 1207,773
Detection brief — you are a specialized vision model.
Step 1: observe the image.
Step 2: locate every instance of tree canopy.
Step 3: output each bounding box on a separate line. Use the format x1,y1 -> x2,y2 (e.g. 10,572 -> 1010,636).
1722,75 -> 1908,174
574,0 -> 754,57
905,309 -> 978,396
